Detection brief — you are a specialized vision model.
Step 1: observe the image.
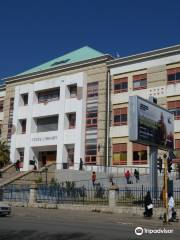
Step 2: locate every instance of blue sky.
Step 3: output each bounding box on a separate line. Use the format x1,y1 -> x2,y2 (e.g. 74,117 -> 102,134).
0,0 -> 180,81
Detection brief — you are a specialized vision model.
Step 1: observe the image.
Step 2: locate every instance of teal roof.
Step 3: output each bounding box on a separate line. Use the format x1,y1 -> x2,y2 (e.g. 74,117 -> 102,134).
18,46 -> 104,76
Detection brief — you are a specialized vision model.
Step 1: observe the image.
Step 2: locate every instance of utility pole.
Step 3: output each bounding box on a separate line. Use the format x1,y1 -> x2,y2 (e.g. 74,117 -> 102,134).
163,153 -> 169,224
149,96 -> 158,199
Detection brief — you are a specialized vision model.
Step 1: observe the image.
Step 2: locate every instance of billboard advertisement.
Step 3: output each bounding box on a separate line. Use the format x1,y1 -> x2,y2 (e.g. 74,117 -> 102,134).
129,96 -> 174,150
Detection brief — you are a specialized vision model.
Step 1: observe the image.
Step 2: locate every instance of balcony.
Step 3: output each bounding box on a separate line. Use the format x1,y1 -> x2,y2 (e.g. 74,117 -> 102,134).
32,101 -> 60,118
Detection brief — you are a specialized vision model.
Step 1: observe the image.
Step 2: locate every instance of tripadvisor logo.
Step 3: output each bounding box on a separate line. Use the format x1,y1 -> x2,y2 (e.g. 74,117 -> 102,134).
135,227 -> 143,236
135,227 -> 174,235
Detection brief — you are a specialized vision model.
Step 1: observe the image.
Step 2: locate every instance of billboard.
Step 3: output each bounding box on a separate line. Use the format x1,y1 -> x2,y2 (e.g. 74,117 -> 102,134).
129,96 -> 174,150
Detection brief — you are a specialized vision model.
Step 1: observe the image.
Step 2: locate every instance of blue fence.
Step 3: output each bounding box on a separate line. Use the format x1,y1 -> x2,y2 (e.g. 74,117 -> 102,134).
37,184 -> 109,205
0,185 -> 30,202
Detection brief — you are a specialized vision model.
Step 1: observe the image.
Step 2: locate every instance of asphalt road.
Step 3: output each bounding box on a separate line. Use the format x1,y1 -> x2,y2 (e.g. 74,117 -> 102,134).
0,207 -> 180,240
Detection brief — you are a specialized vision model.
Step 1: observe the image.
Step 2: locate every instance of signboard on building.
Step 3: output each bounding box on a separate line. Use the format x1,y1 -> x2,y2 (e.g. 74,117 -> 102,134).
129,96 -> 174,150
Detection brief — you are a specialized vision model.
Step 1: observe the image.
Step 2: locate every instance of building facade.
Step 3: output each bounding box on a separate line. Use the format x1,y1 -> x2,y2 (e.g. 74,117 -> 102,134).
107,45 -> 180,167
1,44 -> 180,171
2,47 -> 112,171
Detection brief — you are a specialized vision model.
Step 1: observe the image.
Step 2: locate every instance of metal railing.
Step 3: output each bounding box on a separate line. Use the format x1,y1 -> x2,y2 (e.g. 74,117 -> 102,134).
36,184 -> 109,205
117,186 -> 180,208
0,184 -> 30,202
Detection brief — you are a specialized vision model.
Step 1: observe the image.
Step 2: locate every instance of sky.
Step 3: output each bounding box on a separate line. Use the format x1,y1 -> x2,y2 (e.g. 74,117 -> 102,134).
0,0 -> 180,81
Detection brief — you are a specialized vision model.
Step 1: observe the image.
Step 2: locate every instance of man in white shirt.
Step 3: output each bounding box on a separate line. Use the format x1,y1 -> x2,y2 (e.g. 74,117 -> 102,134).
168,193 -> 175,221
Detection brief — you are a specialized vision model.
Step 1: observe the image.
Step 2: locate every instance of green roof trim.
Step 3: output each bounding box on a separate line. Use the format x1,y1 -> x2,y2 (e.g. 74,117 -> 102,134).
17,46 -> 104,76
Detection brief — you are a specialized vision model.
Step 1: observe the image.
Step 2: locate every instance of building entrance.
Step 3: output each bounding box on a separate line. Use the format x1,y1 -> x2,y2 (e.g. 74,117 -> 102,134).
38,151 -> 57,167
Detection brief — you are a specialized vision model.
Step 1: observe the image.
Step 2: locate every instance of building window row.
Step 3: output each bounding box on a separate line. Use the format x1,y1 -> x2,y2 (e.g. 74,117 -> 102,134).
19,84 -> 78,106
113,67 -> 180,94
112,143 -> 147,165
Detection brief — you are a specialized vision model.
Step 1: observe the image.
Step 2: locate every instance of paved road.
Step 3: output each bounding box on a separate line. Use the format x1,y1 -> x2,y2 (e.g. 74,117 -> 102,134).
0,207 -> 180,240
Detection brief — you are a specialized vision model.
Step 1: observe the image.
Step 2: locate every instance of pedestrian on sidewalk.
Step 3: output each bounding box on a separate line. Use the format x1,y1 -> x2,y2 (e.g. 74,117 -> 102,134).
168,193 -> 175,222
79,158 -> 83,170
125,170 -> 131,184
144,191 -> 153,218
92,171 -> 96,186
134,169 -> 140,183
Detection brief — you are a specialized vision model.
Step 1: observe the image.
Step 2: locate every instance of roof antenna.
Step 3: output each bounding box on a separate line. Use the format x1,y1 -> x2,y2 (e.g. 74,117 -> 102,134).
116,51 -> 120,58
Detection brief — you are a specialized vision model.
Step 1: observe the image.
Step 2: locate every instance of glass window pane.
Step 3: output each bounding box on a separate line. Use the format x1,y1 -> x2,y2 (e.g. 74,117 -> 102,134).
168,74 -> 176,81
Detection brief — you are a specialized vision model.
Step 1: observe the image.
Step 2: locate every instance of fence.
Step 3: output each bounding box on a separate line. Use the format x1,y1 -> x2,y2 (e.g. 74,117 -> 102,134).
37,184 -> 109,205
1,184 -> 180,209
0,184 -> 30,202
117,186 -> 180,208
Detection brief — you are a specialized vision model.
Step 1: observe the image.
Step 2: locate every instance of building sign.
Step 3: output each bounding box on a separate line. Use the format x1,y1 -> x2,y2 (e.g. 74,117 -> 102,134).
32,136 -> 58,142
129,96 -> 174,150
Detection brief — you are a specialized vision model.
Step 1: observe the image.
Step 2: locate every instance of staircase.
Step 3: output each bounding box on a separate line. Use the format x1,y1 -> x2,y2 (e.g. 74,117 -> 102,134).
0,163 -> 56,187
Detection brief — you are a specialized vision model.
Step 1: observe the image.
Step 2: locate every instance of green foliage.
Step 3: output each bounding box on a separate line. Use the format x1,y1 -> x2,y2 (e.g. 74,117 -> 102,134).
65,181 -> 75,190
0,140 -> 10,168
50,177 -> 59,187
35,176 -> 42,184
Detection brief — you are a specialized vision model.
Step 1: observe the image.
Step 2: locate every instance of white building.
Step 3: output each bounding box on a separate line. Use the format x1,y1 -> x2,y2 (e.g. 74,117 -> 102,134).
7,47 -> 111,170
10,72 -> 86,171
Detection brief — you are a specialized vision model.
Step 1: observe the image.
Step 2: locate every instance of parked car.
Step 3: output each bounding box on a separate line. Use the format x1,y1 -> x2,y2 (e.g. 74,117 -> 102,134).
0,202 -> 11,216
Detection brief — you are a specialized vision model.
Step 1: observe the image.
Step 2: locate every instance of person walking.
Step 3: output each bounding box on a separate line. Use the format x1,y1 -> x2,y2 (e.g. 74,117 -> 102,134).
134,169 -> 140,183
92,171 -> 96,186
144,191 -> 153,218
125,170 -> 131,184
168,193 -> 175,222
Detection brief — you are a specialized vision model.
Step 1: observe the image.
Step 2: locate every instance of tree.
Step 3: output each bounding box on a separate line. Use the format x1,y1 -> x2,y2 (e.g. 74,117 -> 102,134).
0,140 -> 10,168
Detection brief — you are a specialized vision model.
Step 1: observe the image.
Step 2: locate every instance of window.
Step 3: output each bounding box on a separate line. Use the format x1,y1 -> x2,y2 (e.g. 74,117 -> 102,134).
175,140 -> 180,159
67,113 -> 76,129
133,74 -> 147,90
68,84 -> 77,98
133,143 -> 147,165
0,100 -> 4,112
112,143 -> 127,165
37,116 -> 59,132
168,101 -> 180,120
86,111 -> 98,128
114,77 -> 128,93
167,67 -> 180,84
38,88 -> 60,103
87,82 -> 98,98
67,147 -> 74,166
19,119 -> 26,134
113,108 -> 127,126
85,144 -> 97,164
21,94 -> 28,105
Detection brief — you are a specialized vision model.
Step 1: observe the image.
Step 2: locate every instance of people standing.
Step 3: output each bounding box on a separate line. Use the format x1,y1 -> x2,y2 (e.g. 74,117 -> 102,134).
168,193 -> 175,222
92,171 -> 96,186
15,160 -> 20,171
144,191 -> 153,218
79,158 -> 83,170
125,170 -> 131,184
134,169 -> 140,183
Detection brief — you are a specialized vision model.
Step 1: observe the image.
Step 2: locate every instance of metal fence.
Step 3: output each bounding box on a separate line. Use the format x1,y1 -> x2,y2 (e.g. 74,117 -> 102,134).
117,186 -> 180,208
37,184 -> 109,205
0,185 -> 30,202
